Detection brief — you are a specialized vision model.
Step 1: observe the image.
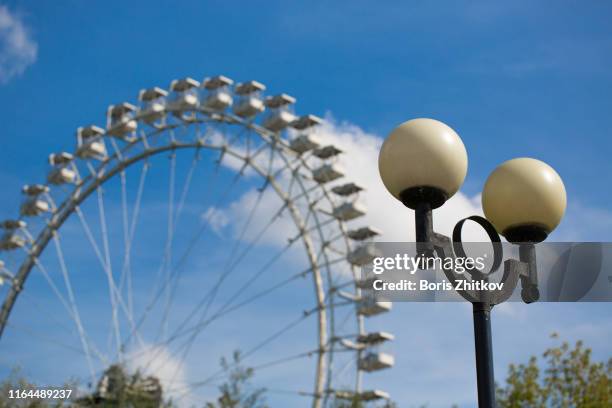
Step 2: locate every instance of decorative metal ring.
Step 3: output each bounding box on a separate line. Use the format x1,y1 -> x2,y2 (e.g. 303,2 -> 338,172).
452,215 -> 503,276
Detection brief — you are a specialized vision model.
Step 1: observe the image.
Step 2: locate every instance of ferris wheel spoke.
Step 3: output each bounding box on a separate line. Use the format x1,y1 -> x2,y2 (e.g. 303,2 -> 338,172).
331,353 -> 356,384
209,240 -> 297,321
245,125 -> 253,156
158,152 -> 201,340
301,196 -> 326,230
322,238 -> 348,258
73,197 -> 142,354
284,166 -> 298,199
287,181 -> 324,208
119,160 -> 243,350
264,388 -> 315,399
108,137 -> 125,161
250,348 -> 319,374
51,231 -> 97,384
335,306 -> 356,338
137,262 -> 316,368
268,152 -> 310,185
241,133 -> 273,166
19,291 -> 75,335
172,310 -> 317,400
168,145 -> 277,339
95,187 -> 123,361
108,138 -> 146,322
159,264 -> 311,355
224,305 -> 315,365
119,170 -> 130,307
117,160 -> 149,327
164,168 -> 275,376
154,268 -> 320,388
24,255 -> 109,368
173,152 -> 200,228
26,255 -> 76,328
157,151 -> 177,340
7,321 -> 91,356
176,348 -> 319,402
221,120 -> 249,148
301,215 -> 339,236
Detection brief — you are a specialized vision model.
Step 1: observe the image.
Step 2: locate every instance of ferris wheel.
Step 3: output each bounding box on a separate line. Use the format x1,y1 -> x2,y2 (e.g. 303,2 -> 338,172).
0,75 -> 394,407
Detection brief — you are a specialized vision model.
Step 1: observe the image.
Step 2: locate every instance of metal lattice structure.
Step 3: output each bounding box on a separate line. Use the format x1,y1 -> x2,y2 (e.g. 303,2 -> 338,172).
0,75 -> 393,407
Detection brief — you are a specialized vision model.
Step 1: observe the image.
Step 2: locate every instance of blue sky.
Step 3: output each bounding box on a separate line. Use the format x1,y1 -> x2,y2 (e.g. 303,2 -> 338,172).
1,1 -> 612,237
1,1 -> 612,407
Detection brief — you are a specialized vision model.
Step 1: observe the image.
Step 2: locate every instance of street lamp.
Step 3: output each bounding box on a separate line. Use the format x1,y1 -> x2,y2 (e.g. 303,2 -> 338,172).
378,118 -> 566,408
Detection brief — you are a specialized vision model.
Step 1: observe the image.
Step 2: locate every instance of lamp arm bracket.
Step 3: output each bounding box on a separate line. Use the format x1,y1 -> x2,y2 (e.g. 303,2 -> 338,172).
431,217 -> 533,305
414,209 -> 541,305
433,235 -> 480,303
518,244 -> 540,303
491,259 -> 527,305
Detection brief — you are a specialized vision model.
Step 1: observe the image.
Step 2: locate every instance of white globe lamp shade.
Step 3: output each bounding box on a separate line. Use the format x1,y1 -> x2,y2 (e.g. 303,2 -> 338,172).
378,118 -> 468,209
482,157 -> 566,242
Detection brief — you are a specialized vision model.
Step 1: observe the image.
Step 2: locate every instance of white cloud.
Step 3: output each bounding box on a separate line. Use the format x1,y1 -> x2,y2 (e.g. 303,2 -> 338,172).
226,188 -> 299,246
215,114 -> 612,249
125,344 -> 191,405
0,6 -> 37,84
213,114 -> 486,250
314,114 -> 486,242
202,206 -> 230,235
552,201 -> 612,242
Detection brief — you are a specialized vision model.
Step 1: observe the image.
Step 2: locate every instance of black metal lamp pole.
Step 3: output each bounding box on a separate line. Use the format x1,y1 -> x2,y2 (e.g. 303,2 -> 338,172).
404,187 -> 509,407
412,191 -> 497,405
404,188 -> 546,408
378,118 -> 567,408
473,301 -> 495,407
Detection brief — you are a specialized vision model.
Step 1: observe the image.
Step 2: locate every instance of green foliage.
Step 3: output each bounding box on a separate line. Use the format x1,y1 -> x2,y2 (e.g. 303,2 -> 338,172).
0,367 -> 71,407
76,365 -> 165,408
7,335 -> 609,408
0,365 -> 169,408
496,333 -> 612,408
204,350 -> 268,408
205,350 -> 401,408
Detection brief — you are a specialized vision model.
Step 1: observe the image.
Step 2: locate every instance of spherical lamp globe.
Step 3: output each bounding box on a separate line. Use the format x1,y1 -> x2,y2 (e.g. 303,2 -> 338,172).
482,157 -> 566,242
378,118 -> 468,209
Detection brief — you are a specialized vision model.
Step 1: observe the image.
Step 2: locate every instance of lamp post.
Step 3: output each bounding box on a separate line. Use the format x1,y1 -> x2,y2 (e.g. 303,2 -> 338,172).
378,118 -> 566,408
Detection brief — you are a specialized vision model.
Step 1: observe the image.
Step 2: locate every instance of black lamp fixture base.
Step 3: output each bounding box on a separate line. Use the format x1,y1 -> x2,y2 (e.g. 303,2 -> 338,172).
503,225 -> 548,243
399,186 -> 448,210
400,186 -> 448,245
